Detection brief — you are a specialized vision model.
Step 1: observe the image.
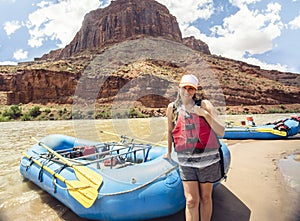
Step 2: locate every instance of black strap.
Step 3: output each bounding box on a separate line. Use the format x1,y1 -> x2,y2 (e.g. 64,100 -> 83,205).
218,147 -> 226,180
52,164 -> 68,193
185,123 -> 196,130
186,137 -> 200,144
26,157 -> 34,171
38,154 -> 57,183
38,164 -> 45,182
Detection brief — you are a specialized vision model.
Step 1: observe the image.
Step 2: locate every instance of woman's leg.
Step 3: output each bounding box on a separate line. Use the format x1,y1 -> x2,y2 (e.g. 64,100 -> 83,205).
182,181 -> 200,221
199,183 -> 213,221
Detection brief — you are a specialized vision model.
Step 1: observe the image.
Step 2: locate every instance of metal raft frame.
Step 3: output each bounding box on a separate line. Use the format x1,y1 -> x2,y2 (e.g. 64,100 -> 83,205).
42,136 -> 153,169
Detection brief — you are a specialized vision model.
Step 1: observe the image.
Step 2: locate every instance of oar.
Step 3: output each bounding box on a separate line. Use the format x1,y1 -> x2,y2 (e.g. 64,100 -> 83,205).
23,153 -> 98,208
254,128 -> 287,136
32,137 -> 103,189
99,130 -> 166,147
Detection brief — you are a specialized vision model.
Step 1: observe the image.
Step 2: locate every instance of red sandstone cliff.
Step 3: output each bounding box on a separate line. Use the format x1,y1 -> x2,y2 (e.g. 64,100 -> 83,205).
0,0 -> 299,114
42,0 -> 181,60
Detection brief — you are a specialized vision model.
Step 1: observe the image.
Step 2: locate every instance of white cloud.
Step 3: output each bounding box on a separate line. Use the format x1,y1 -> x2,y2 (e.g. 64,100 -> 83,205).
229,0 -> 261,7
25,0 -> 103,48
3,20 -> 22,36
13,49 -> 28,60
36,1 -> 52,8
184,3 -> 283,61
157,0 -> 214,31
184,26 -> 289,71
158,1 -> 283,61
172,1 -> 288,71
0,61 -> 17,65
288,15 -> 300,30
242,57 -> 289,72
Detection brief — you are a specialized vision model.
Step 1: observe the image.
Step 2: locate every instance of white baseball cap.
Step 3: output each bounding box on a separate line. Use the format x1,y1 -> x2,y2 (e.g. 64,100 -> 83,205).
179,74 -> 198,89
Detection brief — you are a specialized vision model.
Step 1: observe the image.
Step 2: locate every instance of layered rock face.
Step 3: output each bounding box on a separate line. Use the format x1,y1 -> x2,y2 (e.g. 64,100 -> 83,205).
42,0 -> 184,60
182,36 -> 211,55
0,0 -> 299,113
0,69 -> 80,105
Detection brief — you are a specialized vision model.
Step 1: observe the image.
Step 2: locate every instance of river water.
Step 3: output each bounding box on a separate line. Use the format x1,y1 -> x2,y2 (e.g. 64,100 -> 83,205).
0,114 -> 299,221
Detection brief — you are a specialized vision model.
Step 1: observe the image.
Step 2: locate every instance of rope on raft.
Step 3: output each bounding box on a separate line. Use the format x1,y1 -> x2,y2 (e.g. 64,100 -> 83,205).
52,179 -> 92,191
98,164 -> 178,196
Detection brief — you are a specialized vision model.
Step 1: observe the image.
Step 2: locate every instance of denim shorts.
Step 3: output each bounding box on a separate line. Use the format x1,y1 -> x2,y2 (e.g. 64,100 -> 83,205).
179,161 -> 222,183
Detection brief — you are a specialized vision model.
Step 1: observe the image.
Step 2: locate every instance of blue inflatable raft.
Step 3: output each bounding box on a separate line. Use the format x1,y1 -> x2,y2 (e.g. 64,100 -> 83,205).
223,116 -> 300,139
20,134 -> 230,221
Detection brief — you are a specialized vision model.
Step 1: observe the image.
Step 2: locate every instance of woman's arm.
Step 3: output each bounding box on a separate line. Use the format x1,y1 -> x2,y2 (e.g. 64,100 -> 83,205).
165,102 -> 175,160
193,99 -> 225,137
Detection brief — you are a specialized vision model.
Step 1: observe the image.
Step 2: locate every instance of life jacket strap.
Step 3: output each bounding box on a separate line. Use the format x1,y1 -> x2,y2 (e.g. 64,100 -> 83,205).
186,137 -> 199,144
185,124 -> 196,130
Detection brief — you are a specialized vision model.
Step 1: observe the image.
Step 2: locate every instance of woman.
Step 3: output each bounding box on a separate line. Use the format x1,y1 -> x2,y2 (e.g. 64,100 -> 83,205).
165,74 -> 225,221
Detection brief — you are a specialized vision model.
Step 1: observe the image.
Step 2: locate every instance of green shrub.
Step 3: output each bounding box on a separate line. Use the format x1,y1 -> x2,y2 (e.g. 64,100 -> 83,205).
129,108 -> 139,118
36,114 -> 47,121
29,106 -> 41,117
0,116 -> 10,122
44,108 -> 51,114
128,108 -> 148,118
279,105 -> 286,110
49,113 -> 55,120
96,111 -> 111,119
61,113 -> 71,120
3,105 -> 22,119
58,109 -> 63,116
20,113 -> 32,121
266,108 -> 285,114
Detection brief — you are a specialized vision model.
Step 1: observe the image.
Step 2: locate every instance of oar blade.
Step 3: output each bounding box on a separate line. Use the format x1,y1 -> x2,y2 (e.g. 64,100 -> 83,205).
73,165 -> 103,189
23,152 -> 98,208
255,128 -> 287,136
66,180 -> 98,208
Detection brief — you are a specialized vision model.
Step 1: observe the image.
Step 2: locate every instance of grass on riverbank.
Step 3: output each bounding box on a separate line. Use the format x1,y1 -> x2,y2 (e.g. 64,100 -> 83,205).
0,103 -> 299,122
0,104 -> 150,122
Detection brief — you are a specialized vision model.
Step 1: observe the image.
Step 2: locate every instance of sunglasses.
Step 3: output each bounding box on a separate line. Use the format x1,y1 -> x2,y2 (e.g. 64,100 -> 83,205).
182,86 -> 196,92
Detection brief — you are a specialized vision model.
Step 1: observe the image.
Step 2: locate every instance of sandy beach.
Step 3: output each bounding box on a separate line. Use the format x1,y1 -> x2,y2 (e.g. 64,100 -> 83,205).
217,138 -> 300,221
156,137 -> 300,221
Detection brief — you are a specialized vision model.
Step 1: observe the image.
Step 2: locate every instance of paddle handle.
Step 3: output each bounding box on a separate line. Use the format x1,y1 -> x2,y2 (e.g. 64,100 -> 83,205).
32,137 -> 71,166
23,152 -> 66,182
99,130 -> 166,147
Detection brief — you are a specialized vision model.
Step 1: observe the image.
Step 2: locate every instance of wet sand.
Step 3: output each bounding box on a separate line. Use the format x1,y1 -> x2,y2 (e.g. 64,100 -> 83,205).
0,114 -> 299,221
216,138 -> 300,221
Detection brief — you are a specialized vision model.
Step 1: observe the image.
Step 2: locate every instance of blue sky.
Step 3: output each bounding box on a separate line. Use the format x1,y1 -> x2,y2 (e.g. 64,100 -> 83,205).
0,0 -> 300,73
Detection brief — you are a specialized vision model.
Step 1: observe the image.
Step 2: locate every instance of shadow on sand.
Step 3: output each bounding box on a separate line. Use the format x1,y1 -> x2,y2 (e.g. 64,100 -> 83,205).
154,184 -> 251,221
59,183 -> 250,221
212,184 -> 251,221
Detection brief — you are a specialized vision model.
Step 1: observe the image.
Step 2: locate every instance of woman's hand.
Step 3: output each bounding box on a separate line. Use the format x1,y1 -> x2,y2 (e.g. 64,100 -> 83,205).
192,100 -> 225,137
163,152 -> 173,163
192,105 -> 207,117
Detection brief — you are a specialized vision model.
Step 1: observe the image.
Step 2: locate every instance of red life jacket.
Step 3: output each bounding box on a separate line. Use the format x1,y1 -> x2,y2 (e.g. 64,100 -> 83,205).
172,112 -> 220,152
